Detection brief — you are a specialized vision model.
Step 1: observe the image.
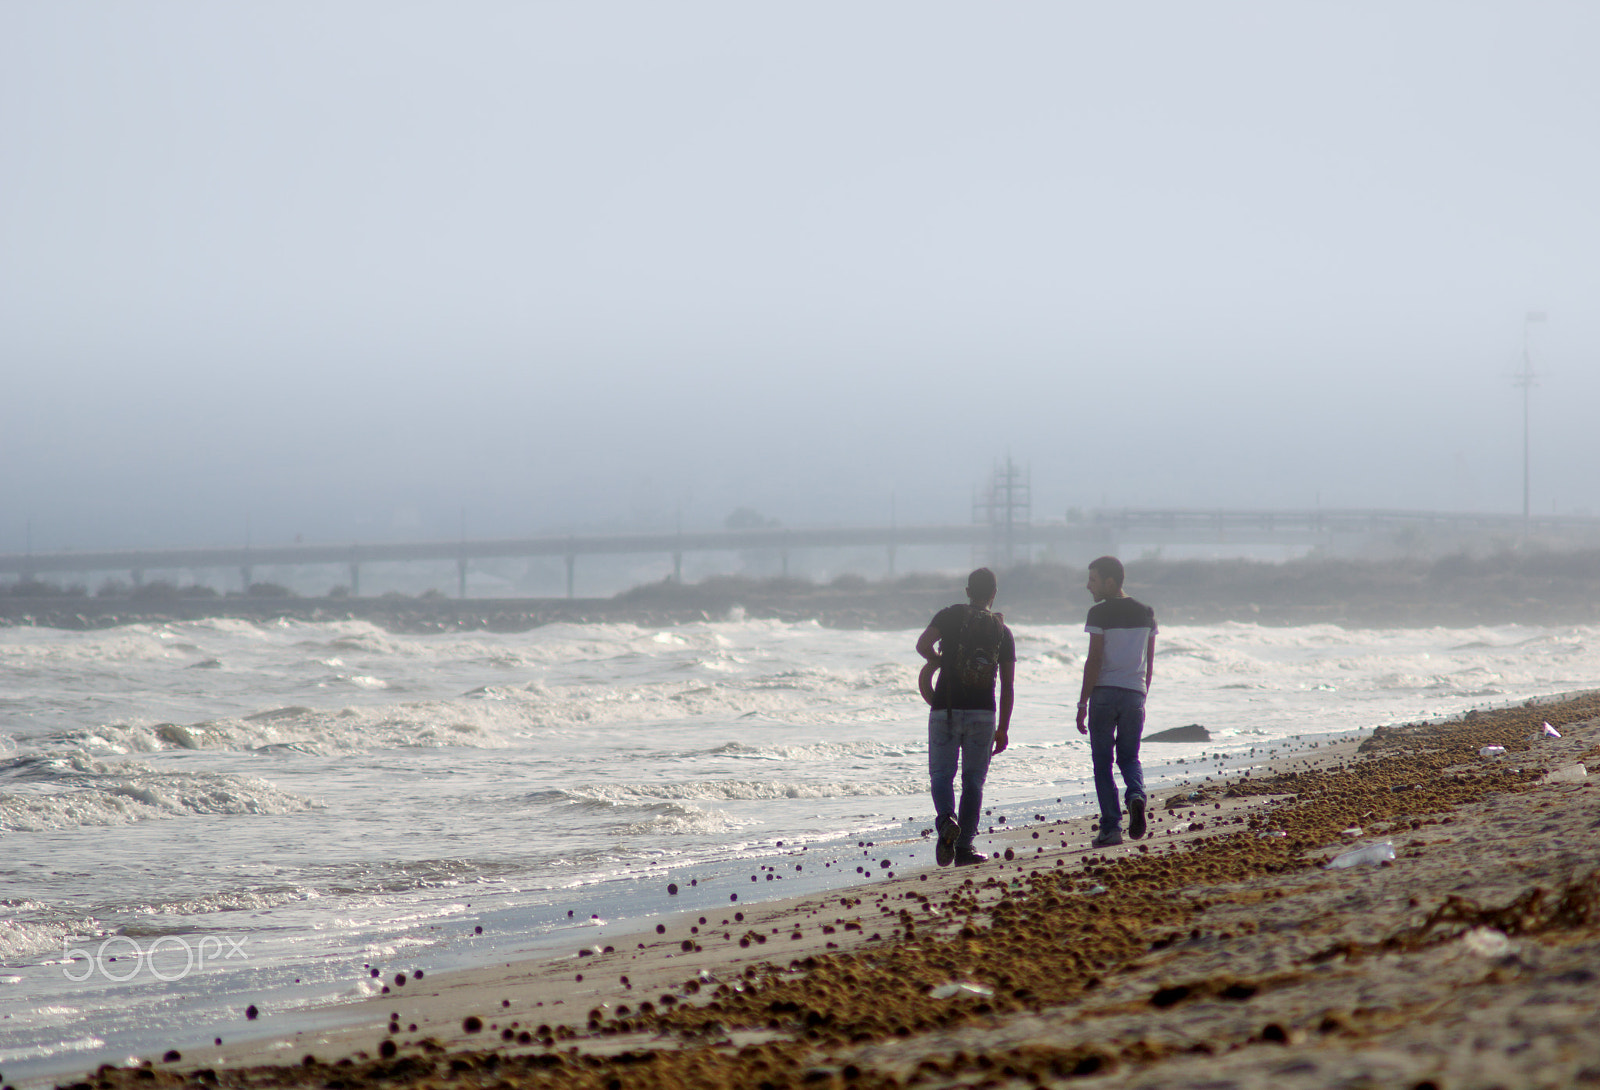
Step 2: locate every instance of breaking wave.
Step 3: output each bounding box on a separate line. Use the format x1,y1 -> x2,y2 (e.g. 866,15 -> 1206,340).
0,761 -> 316,831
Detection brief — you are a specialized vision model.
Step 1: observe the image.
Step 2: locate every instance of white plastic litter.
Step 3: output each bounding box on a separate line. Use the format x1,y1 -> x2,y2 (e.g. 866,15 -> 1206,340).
930,982 -> 993,999
1325,841 -> 1396,869
1543,722 -> 1561,738
1462,927 -> 1512,958
1540,763 -> 1587,784
1479,745 -> 1507,757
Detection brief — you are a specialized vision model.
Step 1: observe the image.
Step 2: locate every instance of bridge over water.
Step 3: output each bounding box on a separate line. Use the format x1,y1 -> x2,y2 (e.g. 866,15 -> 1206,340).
4,508 -> 1598,598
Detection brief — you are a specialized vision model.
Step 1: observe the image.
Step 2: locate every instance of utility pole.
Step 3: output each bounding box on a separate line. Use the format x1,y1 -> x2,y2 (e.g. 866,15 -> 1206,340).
1517,311 -> 1546,527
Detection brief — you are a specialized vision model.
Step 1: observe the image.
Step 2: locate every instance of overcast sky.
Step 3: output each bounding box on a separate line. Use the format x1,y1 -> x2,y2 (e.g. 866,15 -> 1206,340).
3,1 -> 1598,552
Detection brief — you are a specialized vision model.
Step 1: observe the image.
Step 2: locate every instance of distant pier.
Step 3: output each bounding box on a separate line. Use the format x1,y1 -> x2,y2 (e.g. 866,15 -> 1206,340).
3,508 -> 1598,598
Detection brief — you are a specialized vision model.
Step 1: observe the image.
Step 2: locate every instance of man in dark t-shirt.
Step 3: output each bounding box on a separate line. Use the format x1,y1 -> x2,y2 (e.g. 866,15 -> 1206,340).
915,567 -> 1016,866
1076,555 -> 1157,848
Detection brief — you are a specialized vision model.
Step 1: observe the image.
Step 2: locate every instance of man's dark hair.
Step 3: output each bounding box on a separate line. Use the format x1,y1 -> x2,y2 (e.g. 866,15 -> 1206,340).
966,567 -> 997,602
1088,555 -> 1125,589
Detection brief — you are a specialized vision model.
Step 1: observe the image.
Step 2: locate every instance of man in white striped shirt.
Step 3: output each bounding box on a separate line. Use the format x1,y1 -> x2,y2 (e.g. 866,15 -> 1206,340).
1075,556 -> 1157,848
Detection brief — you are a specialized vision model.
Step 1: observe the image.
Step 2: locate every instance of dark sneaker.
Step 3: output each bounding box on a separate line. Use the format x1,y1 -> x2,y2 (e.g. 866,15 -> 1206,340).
954,848 -> 988,866
935,814 -> 959,868
1128,797 -> 1147,840
1091,829 -> 1123,848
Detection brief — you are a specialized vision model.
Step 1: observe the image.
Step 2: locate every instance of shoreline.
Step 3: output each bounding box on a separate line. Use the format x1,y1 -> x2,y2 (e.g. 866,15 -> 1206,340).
58,691 -> 1600,1089
4,730 -> 1351,1083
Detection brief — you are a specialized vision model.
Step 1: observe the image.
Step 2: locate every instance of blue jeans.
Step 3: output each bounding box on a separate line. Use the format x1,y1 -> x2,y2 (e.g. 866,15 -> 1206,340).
928,708 -> 994,850
1089,686 -> 1146,832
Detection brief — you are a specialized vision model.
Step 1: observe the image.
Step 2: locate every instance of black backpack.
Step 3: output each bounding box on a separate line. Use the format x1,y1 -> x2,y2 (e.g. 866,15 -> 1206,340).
950,606 -> 1005,689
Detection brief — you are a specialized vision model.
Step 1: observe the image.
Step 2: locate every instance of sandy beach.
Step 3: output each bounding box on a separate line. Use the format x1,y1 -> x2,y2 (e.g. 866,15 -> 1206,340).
55,691 -> 1599,1090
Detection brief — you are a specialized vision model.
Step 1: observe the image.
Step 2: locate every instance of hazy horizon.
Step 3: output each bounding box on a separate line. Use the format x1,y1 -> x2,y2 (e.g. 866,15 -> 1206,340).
5,3 -> 1599,555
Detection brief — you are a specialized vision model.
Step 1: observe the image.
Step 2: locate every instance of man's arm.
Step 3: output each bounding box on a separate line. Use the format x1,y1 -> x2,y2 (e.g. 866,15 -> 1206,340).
1076,633 -> 1105,735
1145,633 -> 1156,693
993,661 -> 1014,754
915,625 -> 941,663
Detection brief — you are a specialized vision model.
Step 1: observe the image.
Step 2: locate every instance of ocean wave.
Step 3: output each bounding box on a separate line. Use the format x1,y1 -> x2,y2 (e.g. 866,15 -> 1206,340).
502,678 -> 912,729
323,673 -> 390,690
1373,673 -> 1460,690
69,684 -> 862,754
1149,638 -> 1225,660
517,790 -> 743,836
0,752 -> 115,783
44,701 -> 515,757
121,887 -> 325,922
308,618 -> 759,669
286,856 -> 543,900
0,767 -> 316,832
621,808 -> 739,836
0,627 -> 187,669
700,740 -> 914,761
325,632 -> 403,656
557,778 -> 921,803
0,915 -> 104,962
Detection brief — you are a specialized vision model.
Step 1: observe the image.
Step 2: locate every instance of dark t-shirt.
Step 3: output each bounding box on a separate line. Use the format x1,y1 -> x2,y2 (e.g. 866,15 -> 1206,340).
929,603 -> 1016,711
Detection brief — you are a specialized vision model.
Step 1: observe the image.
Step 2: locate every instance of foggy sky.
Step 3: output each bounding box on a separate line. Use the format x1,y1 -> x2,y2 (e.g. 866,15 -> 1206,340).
4,2 -> 1598,553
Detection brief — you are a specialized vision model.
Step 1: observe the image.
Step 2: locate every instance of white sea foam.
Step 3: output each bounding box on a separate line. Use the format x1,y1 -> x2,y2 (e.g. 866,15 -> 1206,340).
0,916 -> 103,961
124,887 -> 324,918
703,740 -> 915,761
0,766 -> 315,831
564,779 -> 922,803
48,701 -> 516,756
620,802 -> 743,836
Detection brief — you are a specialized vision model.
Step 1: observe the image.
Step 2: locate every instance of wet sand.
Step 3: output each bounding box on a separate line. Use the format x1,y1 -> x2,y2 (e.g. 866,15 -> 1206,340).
65,694 -> 1600,1090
